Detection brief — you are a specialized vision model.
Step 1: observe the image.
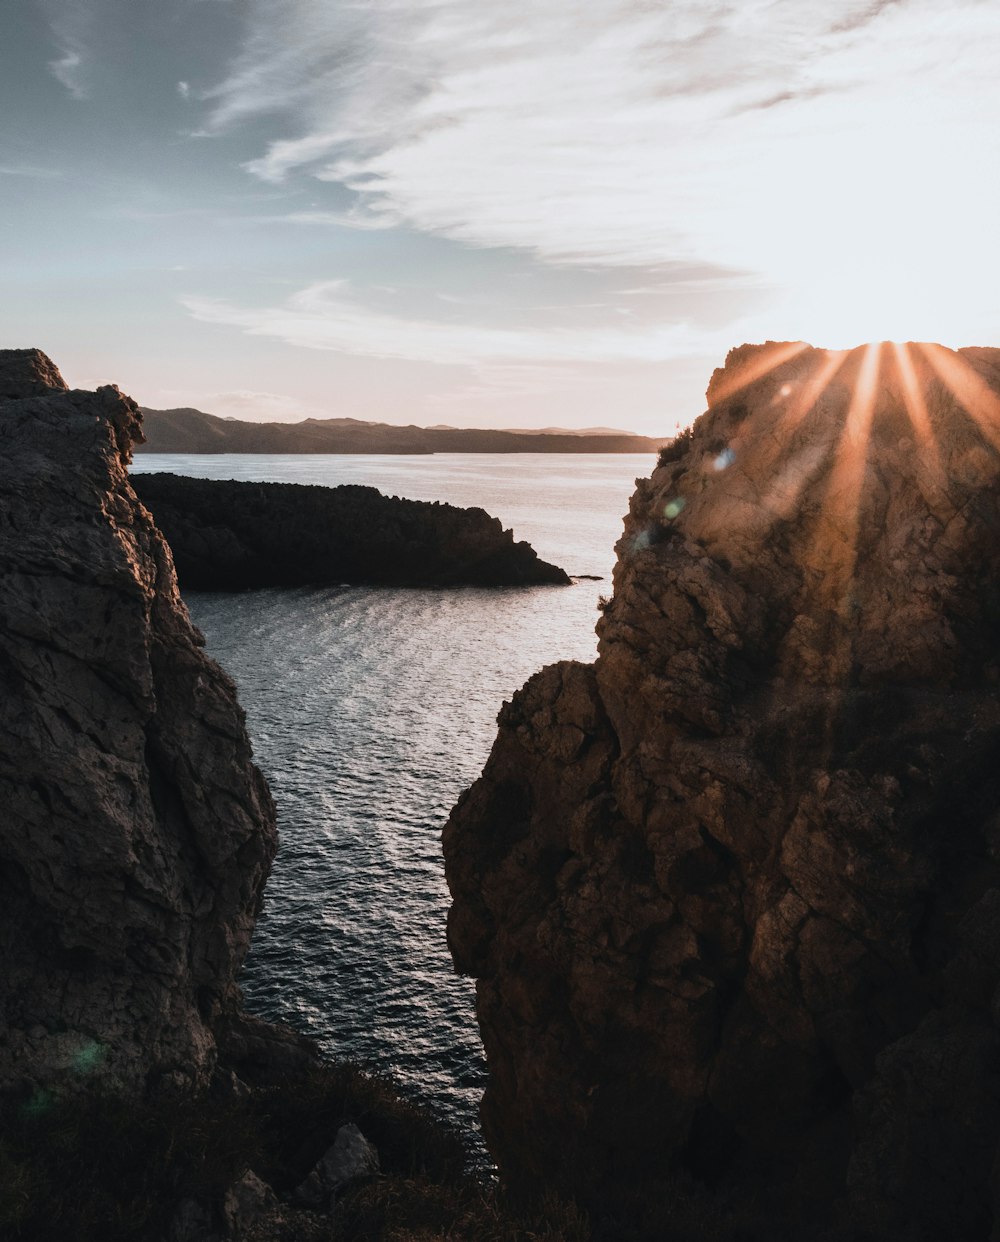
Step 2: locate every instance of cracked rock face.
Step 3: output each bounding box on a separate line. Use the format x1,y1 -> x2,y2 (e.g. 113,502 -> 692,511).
0,349 -> 276,1094
444,341 -> 1000,1235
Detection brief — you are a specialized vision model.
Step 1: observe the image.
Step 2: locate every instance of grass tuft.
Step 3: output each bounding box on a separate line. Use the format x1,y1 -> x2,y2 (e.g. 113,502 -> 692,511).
656,427 -> 694,467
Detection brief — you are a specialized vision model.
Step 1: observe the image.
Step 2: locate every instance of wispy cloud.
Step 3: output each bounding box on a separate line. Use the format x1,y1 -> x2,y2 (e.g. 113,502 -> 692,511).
181,281 -> 719,366
201,0 -> 1000,344
0,164 -> 63,179
248,209 -> 398,231
201,4 -> 988,271
38,0 -> 95,99
49,48 -> 85,99
828,0 -> 904,35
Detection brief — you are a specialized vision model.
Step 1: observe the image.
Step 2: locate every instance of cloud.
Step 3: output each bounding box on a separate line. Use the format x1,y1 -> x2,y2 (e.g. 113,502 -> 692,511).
828,1 -> 904,35
177,80 -> 191,99
242,132 -> 351,184
49,49 -> 85,99
181,281 -> 720,367
201,0 -> 1000,344
248,209 -> 398,230
732,86 -> 832,115
38,0 -> 98,99
0,164 -> 62,178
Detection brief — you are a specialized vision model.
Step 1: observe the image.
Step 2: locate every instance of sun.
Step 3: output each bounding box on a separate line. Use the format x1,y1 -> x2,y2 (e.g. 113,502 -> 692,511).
752,276 -> 998,355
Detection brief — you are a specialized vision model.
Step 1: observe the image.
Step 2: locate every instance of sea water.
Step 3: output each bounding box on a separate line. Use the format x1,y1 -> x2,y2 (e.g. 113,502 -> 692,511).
130,452 -> 652,1139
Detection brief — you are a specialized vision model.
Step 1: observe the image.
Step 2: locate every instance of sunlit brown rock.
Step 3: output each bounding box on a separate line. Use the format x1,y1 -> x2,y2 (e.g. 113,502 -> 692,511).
445,340 -> 1000,1238
0,350 -> 277,1094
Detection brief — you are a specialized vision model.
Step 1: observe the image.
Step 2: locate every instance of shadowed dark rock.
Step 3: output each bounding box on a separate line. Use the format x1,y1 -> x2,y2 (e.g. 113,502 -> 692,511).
0,350 -> 277,1095
132,472 -> 571,589
444,340 -> 1000,1238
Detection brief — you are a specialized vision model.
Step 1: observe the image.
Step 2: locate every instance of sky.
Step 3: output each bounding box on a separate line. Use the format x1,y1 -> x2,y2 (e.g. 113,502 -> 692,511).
2,0 -> 999,434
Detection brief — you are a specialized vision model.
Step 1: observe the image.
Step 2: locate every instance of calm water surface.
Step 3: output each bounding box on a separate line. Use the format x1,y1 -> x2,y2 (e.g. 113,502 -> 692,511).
131,453 -> 653,1140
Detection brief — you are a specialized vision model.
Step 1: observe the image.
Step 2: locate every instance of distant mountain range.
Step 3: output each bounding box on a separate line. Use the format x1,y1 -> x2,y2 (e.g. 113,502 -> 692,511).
136,406 -> 669,455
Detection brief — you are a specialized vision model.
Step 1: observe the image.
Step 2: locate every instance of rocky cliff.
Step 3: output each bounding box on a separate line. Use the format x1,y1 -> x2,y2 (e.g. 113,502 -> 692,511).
132,472 -> 570,589
0,349 -> 277,1095
444,340 -> 1000,1239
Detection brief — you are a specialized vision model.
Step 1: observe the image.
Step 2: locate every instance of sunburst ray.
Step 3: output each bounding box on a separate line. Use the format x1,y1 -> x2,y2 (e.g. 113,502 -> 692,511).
813,342 -> 881,610
707,340 -> 810,407
917,342 -> 1000,455
749,349 -> 851,524
776,348 -> 850,437
890,342 -> 943,480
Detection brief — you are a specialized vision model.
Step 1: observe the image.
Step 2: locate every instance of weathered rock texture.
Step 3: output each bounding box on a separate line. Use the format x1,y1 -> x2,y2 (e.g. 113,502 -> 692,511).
445,341 -> 1000,1238
132,472 -> 570,589
0,349 -> 277,1094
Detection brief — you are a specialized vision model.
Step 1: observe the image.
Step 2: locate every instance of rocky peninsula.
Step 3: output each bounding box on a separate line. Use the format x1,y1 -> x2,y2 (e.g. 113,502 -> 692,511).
132,472 -> 570,590
445,340 -> 1000,1239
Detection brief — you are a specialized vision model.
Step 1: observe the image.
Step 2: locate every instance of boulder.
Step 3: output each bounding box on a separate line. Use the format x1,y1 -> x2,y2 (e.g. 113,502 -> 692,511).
293,1123 -> 381,1210
222,1170 -> 279,1239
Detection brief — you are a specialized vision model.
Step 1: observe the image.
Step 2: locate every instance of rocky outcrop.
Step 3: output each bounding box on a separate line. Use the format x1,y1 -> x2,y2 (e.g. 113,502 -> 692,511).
0,349 -> 277,1095
444,341 -> 1000,1237
132,472 -> 570,589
